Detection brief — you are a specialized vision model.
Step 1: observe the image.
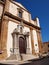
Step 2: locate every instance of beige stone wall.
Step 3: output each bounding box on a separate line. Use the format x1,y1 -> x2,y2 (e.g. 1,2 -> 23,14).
32,29 -> 39,53
0,18 -> 8,60
31,29 -> 43,55
23,10 -> 30,22
31,20 -> 37,26
30,29 -> 35,55
36,30 -> 43,53
0,0 -> 42,60
8,1 -> 30,22
6,21 -> 32,57
7,21 -> 18,57
43,42 -> 49,53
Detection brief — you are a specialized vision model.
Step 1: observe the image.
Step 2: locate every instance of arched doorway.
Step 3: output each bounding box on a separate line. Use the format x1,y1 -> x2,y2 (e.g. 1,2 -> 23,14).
19,37 -> 26,54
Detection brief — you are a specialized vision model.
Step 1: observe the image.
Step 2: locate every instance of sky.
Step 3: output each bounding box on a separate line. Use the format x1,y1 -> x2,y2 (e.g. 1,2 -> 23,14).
15,0 -> 49,42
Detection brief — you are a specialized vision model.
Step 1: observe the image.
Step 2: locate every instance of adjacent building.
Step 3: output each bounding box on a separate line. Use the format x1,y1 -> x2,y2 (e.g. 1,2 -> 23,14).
0,0 -> 42,60
43,42 -> 49,53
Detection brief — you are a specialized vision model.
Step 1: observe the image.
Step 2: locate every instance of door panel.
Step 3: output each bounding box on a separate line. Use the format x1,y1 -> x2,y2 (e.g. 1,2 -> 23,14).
19,37 -> 26,54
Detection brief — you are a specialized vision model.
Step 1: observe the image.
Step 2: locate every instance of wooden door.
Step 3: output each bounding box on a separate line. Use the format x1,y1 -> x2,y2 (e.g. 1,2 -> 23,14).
19,37 -> 26,54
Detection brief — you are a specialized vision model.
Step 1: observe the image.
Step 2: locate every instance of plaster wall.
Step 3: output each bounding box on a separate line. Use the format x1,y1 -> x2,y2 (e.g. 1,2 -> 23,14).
9,2 -> 30,22
32,30 -> 39,53
7,21 -> 18,57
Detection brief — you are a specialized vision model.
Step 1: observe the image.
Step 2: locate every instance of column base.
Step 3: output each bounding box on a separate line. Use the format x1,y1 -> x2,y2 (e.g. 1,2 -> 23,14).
6,54 -> 21,61
10,48 -> 19,55
6,48 -> 21,61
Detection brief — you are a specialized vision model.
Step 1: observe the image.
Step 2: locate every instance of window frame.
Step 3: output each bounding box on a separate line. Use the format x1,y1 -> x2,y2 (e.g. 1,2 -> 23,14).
17,8 -> 23,18
18,11 -> 22,18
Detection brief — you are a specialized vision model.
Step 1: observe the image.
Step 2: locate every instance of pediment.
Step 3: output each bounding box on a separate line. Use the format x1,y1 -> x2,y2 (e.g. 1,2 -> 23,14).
13,1 -> 27,11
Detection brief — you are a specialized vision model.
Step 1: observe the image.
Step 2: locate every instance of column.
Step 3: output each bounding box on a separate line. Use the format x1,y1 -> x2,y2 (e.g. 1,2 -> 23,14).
7,28 -> 21,60
26,33 -> 30,54
32,30 -> 39,54
11,31 -> 20,55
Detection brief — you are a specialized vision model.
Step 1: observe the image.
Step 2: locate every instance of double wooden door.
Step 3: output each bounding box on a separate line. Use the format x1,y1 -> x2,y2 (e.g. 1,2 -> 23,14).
19,37 -> 26,54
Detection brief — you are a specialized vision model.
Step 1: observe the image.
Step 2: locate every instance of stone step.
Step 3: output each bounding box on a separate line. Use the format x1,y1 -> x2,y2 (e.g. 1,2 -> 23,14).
0,60 -> 31,65
21,54 -> 39,61
6,54 -> 21,61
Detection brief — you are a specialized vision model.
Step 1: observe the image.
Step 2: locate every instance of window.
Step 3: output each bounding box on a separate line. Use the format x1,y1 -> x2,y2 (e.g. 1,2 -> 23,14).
18,11 -> 22,18
17,8 -> 23,18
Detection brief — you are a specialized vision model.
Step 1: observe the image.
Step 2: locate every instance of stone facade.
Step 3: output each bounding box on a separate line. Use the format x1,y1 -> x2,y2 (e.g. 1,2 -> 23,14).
0,0 -> 42,60
43,42 -> 49,53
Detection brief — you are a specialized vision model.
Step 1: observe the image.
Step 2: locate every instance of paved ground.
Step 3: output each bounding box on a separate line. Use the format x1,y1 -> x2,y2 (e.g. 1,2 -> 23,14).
0,56 -> 49,65
21,56 -> 49,65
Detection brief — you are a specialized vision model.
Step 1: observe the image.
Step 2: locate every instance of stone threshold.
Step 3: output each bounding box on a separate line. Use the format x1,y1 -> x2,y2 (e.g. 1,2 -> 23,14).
0,60 -> 31,65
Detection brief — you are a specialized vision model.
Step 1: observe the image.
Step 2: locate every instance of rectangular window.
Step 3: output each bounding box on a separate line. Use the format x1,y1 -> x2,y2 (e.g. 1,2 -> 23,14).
18,11 -> 22,18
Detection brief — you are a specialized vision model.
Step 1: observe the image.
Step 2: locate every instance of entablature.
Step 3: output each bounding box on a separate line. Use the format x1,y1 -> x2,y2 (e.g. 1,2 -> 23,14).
4,11 -> 41,30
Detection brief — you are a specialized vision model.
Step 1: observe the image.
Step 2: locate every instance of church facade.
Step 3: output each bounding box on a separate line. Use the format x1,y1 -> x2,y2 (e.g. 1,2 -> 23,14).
0,0 -> 42,60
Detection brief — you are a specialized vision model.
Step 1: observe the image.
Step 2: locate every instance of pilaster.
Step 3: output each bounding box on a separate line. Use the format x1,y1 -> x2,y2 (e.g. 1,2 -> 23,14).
26,32 -> 30,54
36,30 -> 42,53
0,18 -> 8,59
11,30 -> 19,55
7,29 -> 21,60
30,29 -> 35,55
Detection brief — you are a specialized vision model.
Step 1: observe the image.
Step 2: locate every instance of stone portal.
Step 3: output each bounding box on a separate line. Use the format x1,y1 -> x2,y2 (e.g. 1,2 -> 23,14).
19,37 -> 26,54
7,22 -> 30,60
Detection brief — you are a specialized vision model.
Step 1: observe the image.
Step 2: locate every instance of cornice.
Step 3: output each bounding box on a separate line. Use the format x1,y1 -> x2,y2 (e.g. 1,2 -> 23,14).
4,11 -> 41,30
9,0 -> 30,14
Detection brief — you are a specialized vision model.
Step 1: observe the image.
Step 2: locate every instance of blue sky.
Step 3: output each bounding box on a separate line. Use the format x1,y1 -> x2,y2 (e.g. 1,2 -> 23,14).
15,0 -> 49,42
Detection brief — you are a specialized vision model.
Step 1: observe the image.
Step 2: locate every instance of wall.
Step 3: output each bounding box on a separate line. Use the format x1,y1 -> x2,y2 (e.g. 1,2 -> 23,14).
43,42 -> 49,53
31,17 -> 40,27
23,10 -> 30,22
9,2 -> 30,22
7,21 -> 32,57
23,26 -> 32,54
32,29 -> 39,53
37,31 -> 43,53
7,21 -> 18,57
9,2 -> 18,16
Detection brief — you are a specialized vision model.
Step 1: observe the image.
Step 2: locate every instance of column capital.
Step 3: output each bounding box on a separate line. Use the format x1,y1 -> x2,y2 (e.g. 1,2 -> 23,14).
24,32 -> 29,37
26,32 -> 29,37
12,28 -> 19,37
